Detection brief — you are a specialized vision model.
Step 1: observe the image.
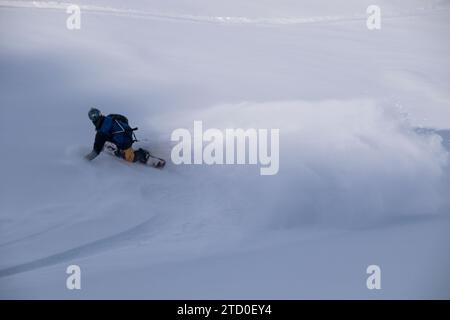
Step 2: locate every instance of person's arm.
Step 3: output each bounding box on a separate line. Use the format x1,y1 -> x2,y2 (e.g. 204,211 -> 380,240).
85,116 -> 113,161
93,131 -> 108,154
85,131 -> 108,161
85,149 -> 99,161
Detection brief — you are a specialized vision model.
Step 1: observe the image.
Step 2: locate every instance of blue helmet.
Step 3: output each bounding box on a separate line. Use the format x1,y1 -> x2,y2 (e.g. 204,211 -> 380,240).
88,107 -> 101,123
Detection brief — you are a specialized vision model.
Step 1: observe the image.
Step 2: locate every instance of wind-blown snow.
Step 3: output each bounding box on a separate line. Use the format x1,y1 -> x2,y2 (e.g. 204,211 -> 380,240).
1,0 -> 450,298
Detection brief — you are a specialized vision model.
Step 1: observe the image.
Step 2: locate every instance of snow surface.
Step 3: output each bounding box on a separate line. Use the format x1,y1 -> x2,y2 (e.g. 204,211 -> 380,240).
0,0 -> 450,299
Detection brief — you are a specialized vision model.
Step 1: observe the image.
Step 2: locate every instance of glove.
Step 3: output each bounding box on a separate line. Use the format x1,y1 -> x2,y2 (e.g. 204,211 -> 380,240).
85,150 -> 99,161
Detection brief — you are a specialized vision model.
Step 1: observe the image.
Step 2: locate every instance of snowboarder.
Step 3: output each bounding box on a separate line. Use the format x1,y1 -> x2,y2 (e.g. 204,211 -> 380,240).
85,108 -> 152,164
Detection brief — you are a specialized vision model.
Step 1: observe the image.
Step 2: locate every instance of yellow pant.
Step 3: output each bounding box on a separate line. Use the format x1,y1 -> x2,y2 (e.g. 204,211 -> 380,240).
123,148 -> 135,162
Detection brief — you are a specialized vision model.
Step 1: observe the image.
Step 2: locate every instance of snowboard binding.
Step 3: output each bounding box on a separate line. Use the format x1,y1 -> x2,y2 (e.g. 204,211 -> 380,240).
103,142 -> 166,169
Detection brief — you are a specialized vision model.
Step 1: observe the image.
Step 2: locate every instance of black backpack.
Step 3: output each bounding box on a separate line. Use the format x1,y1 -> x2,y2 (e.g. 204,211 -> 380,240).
108,114 -> 139,143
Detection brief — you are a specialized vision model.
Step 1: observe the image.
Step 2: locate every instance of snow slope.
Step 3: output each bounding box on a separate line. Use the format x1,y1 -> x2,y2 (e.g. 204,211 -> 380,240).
0,0 -> 450,298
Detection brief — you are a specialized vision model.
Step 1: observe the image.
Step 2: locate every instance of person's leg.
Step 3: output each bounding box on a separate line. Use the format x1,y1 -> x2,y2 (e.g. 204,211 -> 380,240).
123,147 -> 135,162
116,147 -> 149,164
133,148 -> 150,163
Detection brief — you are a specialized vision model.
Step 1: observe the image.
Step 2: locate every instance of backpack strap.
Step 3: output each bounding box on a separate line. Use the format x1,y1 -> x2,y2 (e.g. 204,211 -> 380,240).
132,128 -> 138,143
111,119 -> 139,143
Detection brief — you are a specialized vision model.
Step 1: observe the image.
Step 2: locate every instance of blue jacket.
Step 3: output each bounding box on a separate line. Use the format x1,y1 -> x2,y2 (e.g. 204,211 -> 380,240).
93,114 -> 135,153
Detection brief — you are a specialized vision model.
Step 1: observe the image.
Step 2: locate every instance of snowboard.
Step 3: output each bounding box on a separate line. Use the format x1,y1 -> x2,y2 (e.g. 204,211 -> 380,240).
103,142 -> 166,168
